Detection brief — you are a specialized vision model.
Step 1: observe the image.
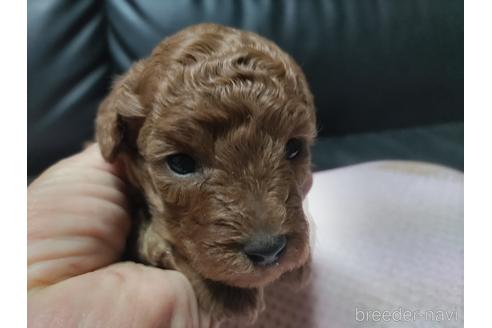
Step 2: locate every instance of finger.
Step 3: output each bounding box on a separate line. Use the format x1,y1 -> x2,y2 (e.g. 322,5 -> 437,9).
28,262 -> 210,328
76,143 -> 127,179
28,146 -> 131,290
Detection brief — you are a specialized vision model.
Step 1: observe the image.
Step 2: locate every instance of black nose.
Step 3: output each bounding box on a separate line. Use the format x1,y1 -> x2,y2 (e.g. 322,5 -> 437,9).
243,234 -> 287,266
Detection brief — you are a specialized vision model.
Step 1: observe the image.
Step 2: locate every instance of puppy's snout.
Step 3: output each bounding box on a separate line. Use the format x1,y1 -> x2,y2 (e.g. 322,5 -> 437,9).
243,234 -> 287,266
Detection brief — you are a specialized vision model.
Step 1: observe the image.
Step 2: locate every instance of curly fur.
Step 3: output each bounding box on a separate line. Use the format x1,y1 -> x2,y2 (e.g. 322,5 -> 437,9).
95,23 -> 316,323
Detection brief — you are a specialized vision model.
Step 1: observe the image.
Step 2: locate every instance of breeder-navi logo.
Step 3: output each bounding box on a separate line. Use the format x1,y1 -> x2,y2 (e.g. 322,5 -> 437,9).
355,306 -> 459,323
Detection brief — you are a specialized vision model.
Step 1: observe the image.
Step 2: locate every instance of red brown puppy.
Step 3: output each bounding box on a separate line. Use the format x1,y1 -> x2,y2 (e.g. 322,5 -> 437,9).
96,23 -> 316,323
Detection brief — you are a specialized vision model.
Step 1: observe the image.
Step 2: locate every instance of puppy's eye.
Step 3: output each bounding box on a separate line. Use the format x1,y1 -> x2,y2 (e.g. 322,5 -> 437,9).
285,138 -> 303,160
166,154 -> 197,175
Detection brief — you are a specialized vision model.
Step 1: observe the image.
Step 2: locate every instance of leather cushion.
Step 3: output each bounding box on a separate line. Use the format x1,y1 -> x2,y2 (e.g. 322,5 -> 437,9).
106,0 -> 463,136
312,122 -> 464,171
28,0 -> 110,175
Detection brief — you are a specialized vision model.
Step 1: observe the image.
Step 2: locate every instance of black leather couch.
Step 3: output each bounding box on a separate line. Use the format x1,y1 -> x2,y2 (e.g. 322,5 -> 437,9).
28,0 -> 463,178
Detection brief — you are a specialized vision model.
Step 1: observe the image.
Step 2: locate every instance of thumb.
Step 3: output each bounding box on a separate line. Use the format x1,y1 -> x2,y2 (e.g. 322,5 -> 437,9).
28,262 -> 213,328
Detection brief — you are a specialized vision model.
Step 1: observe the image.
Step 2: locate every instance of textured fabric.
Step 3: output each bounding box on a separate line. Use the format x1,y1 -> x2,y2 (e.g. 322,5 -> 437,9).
224,161 -> 463,327
312,122 -> 464,171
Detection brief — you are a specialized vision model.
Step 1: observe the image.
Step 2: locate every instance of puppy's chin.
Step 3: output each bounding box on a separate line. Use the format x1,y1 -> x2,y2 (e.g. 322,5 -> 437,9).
198,241 -> 310,289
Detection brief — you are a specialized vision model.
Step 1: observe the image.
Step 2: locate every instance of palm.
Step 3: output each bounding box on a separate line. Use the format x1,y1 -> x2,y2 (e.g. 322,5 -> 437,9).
27,145 -> 210,327
28,145 -> 130,289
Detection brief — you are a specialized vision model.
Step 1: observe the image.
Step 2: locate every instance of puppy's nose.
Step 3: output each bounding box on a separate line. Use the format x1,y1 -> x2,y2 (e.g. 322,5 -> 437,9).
243,234 -> 287,266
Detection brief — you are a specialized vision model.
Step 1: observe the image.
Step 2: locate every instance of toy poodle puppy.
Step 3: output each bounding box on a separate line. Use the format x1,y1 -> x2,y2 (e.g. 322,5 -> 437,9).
95,23 -> 316,323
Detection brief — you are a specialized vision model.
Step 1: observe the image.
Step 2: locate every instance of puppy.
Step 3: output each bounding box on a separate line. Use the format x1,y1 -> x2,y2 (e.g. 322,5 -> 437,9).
95,23 -> 316,323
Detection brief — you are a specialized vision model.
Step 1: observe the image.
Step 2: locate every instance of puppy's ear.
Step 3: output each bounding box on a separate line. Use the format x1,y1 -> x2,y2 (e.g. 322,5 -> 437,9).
96,61 -> 147,161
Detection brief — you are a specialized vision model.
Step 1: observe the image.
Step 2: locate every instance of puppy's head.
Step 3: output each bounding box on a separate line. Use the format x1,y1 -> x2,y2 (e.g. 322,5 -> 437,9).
96,24 -> 316,288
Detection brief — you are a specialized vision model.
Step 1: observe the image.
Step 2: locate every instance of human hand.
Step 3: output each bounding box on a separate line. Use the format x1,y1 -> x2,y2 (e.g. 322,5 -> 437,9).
27,144 -> 213,328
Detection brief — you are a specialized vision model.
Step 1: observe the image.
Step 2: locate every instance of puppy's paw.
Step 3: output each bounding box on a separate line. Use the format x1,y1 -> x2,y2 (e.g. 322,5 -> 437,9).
137,223 -> 176,269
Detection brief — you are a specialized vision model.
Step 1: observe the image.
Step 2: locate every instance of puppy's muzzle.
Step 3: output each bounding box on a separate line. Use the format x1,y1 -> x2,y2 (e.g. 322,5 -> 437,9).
243,234 -> 287,266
